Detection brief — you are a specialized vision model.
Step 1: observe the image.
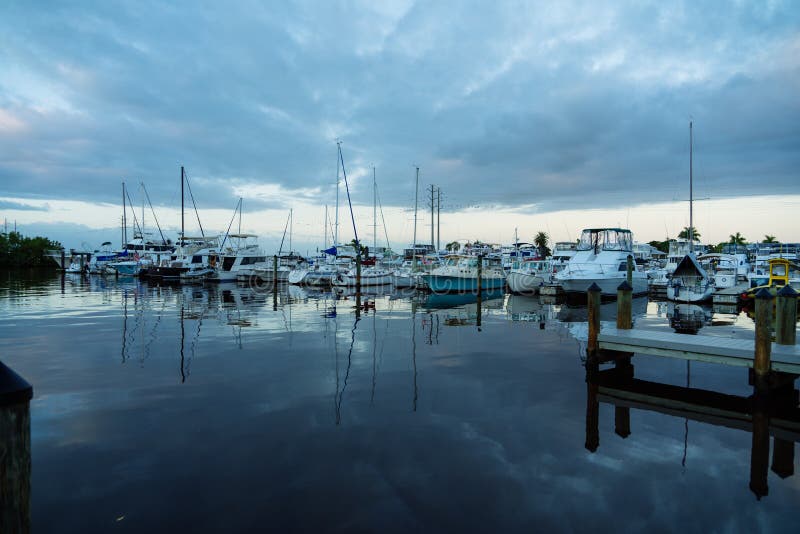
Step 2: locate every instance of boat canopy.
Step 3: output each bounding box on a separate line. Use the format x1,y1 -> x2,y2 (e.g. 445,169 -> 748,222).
576,228 -> 633,253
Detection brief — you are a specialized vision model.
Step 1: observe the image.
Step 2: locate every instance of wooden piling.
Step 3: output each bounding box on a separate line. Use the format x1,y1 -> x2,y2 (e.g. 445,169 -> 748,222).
626,255 -> 633,285
753,288 -> 774,389
0,361 -> 32,534
60,249 -> 65,271
587,283 -> 602,357
272,255 -> 278,310
356,253 -> 362,291
775,285 -> 797,346
616,280 -> 632,330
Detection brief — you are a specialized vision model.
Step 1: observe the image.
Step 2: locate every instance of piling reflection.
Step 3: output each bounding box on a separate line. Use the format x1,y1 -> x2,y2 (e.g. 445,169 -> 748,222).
0,362 -> 32,534
584,361 -> 800,500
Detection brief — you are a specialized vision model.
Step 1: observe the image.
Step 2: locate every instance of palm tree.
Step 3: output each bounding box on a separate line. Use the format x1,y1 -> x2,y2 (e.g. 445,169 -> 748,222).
445,241 -> 460,253
762,235 -> 777,243
728,232 -> 746,245
678,226 -> 701,240
534,231 -> 550,258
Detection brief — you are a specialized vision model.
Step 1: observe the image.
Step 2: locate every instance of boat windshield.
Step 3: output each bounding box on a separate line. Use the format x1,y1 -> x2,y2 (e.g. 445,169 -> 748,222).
576,229 -> 633,252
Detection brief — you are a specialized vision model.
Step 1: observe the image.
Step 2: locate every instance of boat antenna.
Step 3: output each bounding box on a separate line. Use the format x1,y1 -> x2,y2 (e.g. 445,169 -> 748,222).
142,183 -> 168,245
183,169 -> 205,238
338,143 -> 359,246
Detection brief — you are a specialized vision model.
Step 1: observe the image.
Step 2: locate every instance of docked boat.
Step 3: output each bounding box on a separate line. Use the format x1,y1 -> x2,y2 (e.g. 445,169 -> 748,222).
424,255 -> 506,293
554,228 -> 648,297
665,121 -> 714,304
506,259 -> 551,295
697,253 -> 740,290
666,254 -> 714,302
334,265 -> 394,286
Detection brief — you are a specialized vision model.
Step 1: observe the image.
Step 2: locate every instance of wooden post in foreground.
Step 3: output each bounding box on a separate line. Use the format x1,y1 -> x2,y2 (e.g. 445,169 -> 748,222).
775,285 -> 797,346
0,361 -> 33,534
626,255 -> 633,285
616,280 -> 632,330
355,252 -> 362,291
753,288 -> 774,391
587,283 -> 602,357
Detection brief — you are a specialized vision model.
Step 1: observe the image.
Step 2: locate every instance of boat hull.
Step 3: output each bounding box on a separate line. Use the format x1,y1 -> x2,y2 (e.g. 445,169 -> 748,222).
666,283 -> 714,303
506,271 -> 544,294
424,275 -> 506,293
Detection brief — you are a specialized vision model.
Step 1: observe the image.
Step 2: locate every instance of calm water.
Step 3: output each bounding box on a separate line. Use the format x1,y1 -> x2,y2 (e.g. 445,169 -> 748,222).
0,271 -> 798,533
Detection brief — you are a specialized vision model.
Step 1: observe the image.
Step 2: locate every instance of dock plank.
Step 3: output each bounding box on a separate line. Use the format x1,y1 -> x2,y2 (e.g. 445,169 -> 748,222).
598,327 -> 800,374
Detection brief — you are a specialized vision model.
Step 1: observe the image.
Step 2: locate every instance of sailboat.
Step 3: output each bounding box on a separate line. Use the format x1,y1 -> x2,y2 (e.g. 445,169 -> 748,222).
332,146 -> 393,287
666,121 -> 714,303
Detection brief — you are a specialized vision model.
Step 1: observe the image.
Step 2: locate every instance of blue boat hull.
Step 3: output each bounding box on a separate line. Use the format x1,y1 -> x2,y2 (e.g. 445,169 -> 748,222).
424,275 -> 505,293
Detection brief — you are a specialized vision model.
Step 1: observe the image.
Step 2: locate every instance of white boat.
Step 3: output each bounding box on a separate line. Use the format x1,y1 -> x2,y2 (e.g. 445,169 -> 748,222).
506,259 -> 551,294
697,253 -> 740,290
555,228 -> 647,296
334,266 -> 394,286
666,254 -> 714,302
209,234 -> 266,282
666,122 -> 714,304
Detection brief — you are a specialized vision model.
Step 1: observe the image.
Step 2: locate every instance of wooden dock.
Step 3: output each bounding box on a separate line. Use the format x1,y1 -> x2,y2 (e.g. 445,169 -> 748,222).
712,283 -> 749,305
598,328 -> 800,374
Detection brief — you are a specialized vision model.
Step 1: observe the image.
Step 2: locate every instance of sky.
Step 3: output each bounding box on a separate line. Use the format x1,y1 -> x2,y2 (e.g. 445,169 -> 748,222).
0,0 -> 798,252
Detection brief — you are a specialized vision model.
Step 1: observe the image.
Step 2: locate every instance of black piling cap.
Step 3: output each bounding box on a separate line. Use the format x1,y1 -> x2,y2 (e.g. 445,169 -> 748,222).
755,287 -> 774,300
587,282 -> 602,293
777,285 -> 798,298
0,361 -> 33,407
617,280 -> 632,291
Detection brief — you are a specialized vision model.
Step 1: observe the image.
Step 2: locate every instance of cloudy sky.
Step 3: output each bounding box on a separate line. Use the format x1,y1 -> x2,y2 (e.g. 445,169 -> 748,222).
1,0 -> 798,251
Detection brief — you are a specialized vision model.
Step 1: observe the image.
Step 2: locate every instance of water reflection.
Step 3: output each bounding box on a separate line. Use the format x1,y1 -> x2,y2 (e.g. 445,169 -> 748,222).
584,360 -> 800,500
667,302 -> 713,334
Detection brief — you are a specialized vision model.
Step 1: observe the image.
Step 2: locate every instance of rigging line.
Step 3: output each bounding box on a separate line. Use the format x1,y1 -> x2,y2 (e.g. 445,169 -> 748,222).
277,211 -> 291,255
142,183 -> 168,245
183,171 -> 205,237
338,144 -> 359,246
375,179 -> 391,251
220,198 -> 242,251
125,188 -> 143,237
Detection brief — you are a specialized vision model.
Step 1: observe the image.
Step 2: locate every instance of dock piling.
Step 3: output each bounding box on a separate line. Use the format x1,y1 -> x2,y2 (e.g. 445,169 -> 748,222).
476,255 -> 483,329
626,255 -> 633,285
587,283 -> 602,357
616,281 -> 633,330
775,285 -> 797,346
0,361 -> 32,534
754,288 -> 774,390
356,253 -> 362,291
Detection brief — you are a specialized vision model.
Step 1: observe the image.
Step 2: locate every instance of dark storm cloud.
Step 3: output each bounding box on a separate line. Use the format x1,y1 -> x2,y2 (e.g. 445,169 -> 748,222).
0,199 -> 48,211
0,1 -> 797,214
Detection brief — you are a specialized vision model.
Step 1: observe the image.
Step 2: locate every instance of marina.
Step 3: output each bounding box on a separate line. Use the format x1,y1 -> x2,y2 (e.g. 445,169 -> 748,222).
1,269 -> 800,531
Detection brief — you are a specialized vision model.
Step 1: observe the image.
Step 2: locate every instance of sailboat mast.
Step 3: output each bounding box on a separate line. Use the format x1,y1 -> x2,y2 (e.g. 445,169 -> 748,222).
324,205 -> 328,250
373,166 -> 377,254
689,121 -> 693,254
335,142 -> 341,246
413,166 -> 419,266
289,208 -> 293,255
180,166 -> 185,245
122,182 -> 127,248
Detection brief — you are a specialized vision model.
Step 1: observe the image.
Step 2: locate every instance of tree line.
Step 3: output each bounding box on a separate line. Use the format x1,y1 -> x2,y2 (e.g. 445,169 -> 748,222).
647,226 -> 779,254
0,231 -> 62,268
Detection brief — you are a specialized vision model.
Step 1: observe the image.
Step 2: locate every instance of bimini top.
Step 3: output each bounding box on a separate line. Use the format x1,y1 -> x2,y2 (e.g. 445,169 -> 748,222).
577,228 -> 633,252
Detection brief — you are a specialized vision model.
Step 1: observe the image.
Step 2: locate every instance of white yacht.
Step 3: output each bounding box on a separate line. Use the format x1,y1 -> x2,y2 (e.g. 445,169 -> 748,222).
666,254 -> 714,302
208,234 -> 266,282
555,228 -> 648,297
697,253 -> 740,290
334,265 -> 394,286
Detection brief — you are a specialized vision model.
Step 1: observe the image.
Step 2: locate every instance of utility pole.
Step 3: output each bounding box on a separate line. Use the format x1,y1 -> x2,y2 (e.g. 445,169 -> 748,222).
429,184 -> 435,248
436,188 -> 441,251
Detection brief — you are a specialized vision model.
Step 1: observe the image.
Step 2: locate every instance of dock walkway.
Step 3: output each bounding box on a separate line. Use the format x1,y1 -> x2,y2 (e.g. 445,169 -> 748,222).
598,328 -> 800,373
